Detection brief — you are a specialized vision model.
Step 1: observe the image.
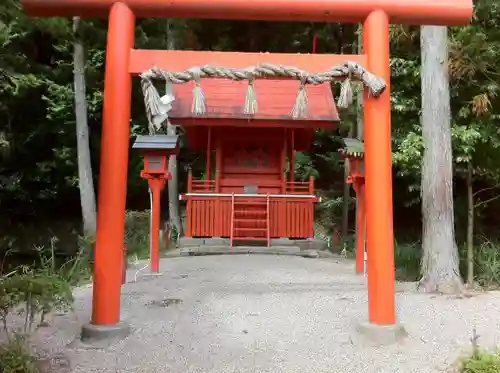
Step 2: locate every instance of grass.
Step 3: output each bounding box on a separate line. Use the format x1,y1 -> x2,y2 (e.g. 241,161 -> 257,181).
461,351 -> 500,373
393,236 -> 500,285
394,240 -> 421,281
124,210 -> 153,259
124,210 -> 177,262
0,336 -> 39,373
459,330 -> 500,373
474,238 -> 500,288
0,235 -> 91,372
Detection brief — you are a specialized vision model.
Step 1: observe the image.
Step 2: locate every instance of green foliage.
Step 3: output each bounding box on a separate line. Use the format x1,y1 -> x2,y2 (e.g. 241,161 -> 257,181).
0,267 -> 73,335
123,210 -> 179,259
0,335 -> 39,373
474,239 -> 500,287
461,349 -> 500,373
0,235 -> 83,373
124,210 -> 152,259
394,241 -> 421,281
36,236 -> 92,287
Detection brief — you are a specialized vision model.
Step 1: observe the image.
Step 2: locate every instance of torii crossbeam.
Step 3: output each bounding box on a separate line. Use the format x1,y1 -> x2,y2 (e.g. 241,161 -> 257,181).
21,0 -> 472,341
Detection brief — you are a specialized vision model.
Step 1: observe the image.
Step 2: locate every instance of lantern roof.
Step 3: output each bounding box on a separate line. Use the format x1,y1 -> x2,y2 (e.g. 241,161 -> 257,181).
132,135 -> 179,151
339,138 -> 364,159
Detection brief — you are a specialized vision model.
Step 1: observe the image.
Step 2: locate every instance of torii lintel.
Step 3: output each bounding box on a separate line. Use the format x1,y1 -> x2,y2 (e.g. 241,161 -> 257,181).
23,0 -> 472,26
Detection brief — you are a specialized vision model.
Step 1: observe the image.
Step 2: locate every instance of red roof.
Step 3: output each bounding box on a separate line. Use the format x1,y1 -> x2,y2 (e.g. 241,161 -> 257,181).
168,78 -> 340,122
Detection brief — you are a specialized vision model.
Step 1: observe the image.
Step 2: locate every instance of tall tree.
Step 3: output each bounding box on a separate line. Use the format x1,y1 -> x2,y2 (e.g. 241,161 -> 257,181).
419,25 -> 463,293
166,20 -> 183,237
73,17 -> 97,236
340,27 -> 358,247
355,25 -> 364,266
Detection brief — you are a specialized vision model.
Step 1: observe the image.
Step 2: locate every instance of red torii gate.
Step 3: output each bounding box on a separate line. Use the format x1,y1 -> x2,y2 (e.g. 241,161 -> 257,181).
21,0 -> 472,340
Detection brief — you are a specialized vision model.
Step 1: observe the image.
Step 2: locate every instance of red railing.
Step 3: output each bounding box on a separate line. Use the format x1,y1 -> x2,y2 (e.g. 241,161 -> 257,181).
191,180 -> 216,192
184,172 -> 317,239
187,170 -> 220,193
285,176 -> 315,195
188,172 -> 315,195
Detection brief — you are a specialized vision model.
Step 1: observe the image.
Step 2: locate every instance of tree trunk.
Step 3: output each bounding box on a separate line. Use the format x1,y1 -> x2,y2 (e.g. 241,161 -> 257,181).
354,25 -> 364,255
419,25 -> 463,293
73,17 -> 97,236
466,161 -> 474,285
355,25 -> 365,264
166,20 -> 184,237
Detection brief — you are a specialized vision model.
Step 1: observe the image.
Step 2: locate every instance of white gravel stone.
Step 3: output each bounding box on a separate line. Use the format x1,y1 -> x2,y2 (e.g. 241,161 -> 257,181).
32,255 -> 500,373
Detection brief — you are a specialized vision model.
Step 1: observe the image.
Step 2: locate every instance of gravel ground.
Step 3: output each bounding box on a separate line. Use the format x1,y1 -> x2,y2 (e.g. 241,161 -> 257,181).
32,255 -> 500,373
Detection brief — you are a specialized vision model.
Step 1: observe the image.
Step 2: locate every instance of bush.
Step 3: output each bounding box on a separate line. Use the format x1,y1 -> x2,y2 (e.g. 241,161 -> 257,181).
36,236 -> 92,287
124,210 -> 151,259
0,268 -> 73,335
394,240 -> 421,281
0,244 -> 76,373
475,239 -> 500,288
461,351 -> 500,373
392,236 -> 500,285
124,210 -> 175,259
0,335 -> 39,373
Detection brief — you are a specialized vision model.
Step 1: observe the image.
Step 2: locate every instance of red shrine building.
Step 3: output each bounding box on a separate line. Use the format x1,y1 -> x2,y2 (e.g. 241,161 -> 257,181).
170,79 -> 339,247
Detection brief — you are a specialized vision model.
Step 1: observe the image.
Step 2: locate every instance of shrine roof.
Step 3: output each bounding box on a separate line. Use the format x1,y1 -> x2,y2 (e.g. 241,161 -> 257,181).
168,78 -> 340,123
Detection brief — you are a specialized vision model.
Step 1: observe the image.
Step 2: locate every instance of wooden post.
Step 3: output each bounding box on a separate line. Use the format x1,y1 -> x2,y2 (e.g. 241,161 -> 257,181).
206,126 -> 212,190
215,136 -> 222,187
289,130 -> 295,183
187,168 -> 193,192
363,10 -> 396,326
215,169 -> 221,236
308,175 -> 314,194
91,2 -> 135,326
214,136 -> 223,237
281,130 -> 287,194
215,169 -> 221,192
149,178 -> 164,273
186,168 -> 193,237
354,180 -> 366,274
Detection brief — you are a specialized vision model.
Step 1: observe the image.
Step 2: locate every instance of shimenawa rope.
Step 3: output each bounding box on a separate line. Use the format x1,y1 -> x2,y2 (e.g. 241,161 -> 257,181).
140,61 -> 386,130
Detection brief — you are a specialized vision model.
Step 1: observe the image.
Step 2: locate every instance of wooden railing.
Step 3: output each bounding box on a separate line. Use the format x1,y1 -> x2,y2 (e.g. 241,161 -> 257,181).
187,169 -> 220,193
187,171 -> 315,195
190,179 -> 216,192
285,176 -> 314,195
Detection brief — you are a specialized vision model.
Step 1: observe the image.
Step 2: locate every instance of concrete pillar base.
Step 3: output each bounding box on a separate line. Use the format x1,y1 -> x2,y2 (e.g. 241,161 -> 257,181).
352,322 -> 408,346
81,321 -> 131,343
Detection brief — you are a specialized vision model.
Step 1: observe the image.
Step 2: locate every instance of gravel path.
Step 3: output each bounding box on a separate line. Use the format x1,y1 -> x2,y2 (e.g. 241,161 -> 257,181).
35,255 -> 500,373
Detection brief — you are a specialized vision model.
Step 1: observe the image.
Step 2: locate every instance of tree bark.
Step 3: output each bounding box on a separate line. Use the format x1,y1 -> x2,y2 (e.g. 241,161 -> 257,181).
419,25 -> 463,293
355,25 -> 364,264
466,161 -> 474,285
73,17 -> 97,236
353,24 -> 366,253
166,20 -> 184,237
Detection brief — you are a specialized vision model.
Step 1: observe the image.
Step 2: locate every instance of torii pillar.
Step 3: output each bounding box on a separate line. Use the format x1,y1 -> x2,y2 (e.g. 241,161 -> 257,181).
21,0 -> 472,343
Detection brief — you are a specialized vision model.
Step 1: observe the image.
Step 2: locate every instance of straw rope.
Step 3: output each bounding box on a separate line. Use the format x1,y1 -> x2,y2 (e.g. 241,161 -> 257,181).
140,61 -> 386,131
